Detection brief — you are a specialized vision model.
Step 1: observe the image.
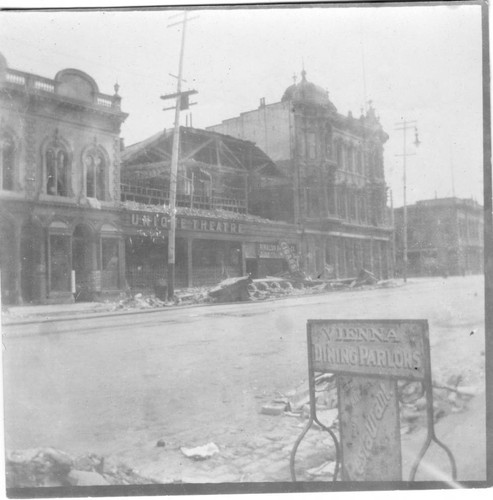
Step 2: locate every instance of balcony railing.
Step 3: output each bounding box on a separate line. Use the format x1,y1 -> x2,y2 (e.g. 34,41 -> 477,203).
120,183 -> 247,214
4,68 -> 121,111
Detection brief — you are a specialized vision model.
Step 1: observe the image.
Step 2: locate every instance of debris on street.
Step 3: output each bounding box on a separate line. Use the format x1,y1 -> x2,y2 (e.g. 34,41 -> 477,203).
180,442 -> 220,460
306,460 -> 336,478
260,368 -> 476,439
208,276 -> 252,303
113,293 -> 167,310
351,268 -> 378,287
261,402 -> 288,415
5,448 -> 155,488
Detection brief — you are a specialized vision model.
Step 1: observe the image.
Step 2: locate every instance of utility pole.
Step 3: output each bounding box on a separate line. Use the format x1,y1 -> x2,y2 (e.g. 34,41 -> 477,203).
394,119 -> 420,283
160,11 -> 197,299
390,188 -> 396,278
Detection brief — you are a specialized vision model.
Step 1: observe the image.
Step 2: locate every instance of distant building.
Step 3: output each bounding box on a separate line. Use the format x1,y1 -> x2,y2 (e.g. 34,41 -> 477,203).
0,52 -> 128,304
207,70 -> 393,279
394,197 -> 484,277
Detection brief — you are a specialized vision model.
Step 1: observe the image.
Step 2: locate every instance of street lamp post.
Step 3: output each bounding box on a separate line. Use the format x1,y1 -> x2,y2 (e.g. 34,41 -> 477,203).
394,120 -> 420,283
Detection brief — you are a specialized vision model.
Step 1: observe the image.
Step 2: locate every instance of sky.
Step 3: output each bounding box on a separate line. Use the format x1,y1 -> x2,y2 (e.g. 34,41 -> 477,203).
0,2 -> 485,208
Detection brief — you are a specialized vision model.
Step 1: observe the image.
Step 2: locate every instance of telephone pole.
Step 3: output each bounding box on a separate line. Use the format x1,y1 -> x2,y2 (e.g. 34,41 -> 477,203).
160,11 -> 197,299
390,188 -> 396,278
394,119 -> 420,283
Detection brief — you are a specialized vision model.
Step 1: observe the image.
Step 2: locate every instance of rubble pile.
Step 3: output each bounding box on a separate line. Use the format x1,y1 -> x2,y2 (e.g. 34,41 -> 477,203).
113,293 -> 168,311
174,287 -> 211,305
102,270 -> 402,311
248,278 -> 300,300
398,376 -> 478,434
5,448 -> 155,488
261,372 -> 477,437
208,276 -> 252,302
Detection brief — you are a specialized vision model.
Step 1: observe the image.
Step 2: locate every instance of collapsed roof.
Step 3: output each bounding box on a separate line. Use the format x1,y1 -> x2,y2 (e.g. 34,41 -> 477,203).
122,126 -> 285,180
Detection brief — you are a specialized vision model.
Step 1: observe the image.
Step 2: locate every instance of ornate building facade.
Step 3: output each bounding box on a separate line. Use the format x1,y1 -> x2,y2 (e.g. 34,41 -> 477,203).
0,56 -> 395,305
0,52 -> 128,304
207,70 -> 393,279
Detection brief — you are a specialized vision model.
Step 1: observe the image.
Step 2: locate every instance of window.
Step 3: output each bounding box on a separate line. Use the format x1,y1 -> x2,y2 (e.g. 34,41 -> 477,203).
45,144 -> 69,196
347,146 -> 354,171
349,191 -> 357,220
336,142 -> 343,169
356,149 -> 363,174
0,132 -> 15,191
307,132 -> 317,160
50,234 -> 71,291
306,186 -> 320,216
101,238 -> 119,289
298,134 -> 306,159
361,196 -> 368,224
337,187 -> 346,219
84,147 -> 107,200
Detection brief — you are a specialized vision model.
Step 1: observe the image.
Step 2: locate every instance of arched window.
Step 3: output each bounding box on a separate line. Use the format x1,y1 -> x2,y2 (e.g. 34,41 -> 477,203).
1,131 -> 15,191
45,143 -> 69,196
83,147 -> 107,200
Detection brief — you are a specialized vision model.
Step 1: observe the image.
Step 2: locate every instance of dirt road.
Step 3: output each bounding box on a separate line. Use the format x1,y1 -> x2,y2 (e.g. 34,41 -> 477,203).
2,275 -> 486,482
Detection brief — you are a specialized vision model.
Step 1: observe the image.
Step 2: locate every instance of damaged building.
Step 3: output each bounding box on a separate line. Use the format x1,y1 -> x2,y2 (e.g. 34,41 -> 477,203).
119,127 -> 299,290
0,53 -> 394,304
207,70 -> 394,280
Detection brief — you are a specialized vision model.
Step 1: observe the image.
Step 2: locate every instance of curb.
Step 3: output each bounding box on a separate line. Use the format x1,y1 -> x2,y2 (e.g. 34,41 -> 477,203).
1,280 -> 407,329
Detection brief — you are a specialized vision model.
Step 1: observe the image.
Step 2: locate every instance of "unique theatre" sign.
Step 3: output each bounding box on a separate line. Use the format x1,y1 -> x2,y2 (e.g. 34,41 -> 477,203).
128,211 -> 245,234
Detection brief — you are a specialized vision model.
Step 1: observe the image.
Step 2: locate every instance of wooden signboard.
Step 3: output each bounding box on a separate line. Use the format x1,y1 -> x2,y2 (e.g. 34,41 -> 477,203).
290,319 -> 455,483
337,376 -> 401,481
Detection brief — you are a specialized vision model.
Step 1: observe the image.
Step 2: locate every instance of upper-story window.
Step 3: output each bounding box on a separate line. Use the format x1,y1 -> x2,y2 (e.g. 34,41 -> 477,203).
83,146 -> 107,200
45,143 -> 70,196
347,146 -> 354,172
1,132 -> 15,191
336,142 -> 344,169
356,148 -> 363,175
306,132 -> 317,160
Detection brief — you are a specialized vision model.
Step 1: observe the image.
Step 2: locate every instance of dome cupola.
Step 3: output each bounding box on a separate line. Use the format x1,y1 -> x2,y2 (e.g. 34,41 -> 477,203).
281,69 -> 337,112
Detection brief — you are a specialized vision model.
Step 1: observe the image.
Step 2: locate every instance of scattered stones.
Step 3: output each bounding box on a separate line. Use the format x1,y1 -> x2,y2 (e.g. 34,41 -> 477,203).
43,448 -> 74,468
261,402 -> 288,416
306,460 -> 336,478
314,408 -> 338,428
73,453 -> 103,472
68,470 -> 109,486
5,448 -> 155,488
156,439 -> 166,448
181,442 -> 220,460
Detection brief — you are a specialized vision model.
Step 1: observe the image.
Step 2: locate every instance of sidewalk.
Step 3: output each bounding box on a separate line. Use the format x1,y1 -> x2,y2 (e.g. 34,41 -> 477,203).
1,301 -> 127,325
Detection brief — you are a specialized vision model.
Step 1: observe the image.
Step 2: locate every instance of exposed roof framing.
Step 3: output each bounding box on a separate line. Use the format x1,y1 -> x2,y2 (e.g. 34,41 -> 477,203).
122,126 -> 283,179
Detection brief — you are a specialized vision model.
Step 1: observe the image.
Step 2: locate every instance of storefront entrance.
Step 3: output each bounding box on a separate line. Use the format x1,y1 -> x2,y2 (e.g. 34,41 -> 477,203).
20,221 -> 46,304
0,216 -> 19,304
73,224 -> 96,301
